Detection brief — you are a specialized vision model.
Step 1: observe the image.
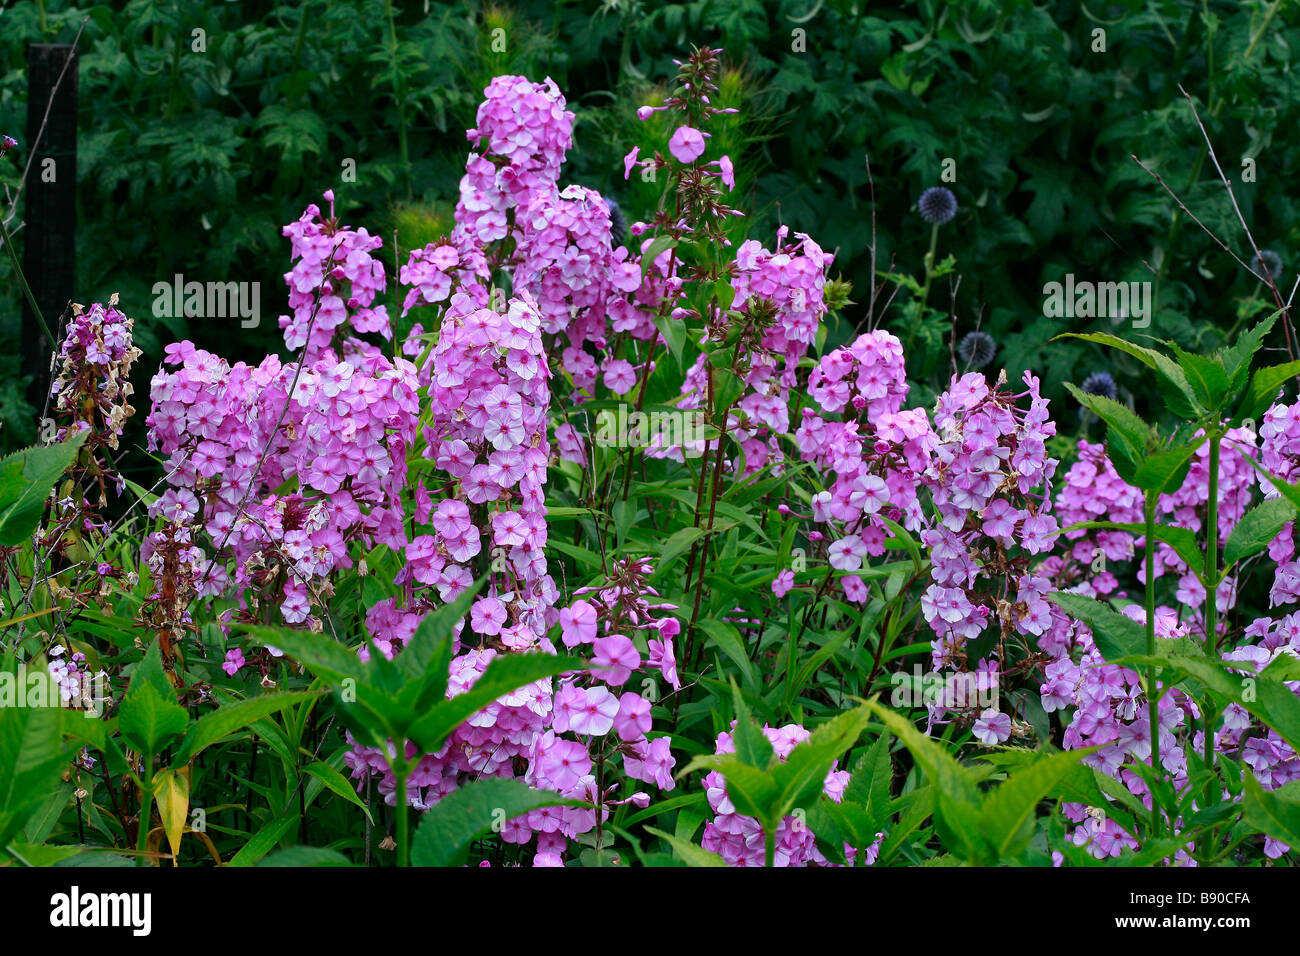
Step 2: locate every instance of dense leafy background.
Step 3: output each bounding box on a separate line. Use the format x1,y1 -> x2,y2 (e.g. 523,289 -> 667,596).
3,0 -> 1299,455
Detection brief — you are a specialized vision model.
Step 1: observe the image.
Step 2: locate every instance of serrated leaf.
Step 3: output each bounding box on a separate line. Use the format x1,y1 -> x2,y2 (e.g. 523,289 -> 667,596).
646,826 -> 728,867
1224,497 -> 1296,567
1046,592 -> 1147,662
410,778 -> 578,867
0,431 -> 88,546
407,652 -> 585,754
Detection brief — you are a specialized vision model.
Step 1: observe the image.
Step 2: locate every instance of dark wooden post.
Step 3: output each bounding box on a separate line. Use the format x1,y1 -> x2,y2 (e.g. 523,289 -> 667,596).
22,43 -> 78,413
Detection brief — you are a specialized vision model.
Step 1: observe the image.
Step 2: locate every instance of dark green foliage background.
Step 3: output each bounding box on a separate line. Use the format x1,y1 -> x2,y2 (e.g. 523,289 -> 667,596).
1,0 -> 1296,452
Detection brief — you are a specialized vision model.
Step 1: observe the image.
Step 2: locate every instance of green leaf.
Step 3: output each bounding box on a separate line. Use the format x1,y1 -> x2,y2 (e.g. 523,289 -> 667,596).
1046,592 -> 1147,662
1236,453 -> 1300,514
1169,345 -> 1230,412
866,700 -> 979,804
845,734 -> 895,836
727,679 -> 774,769
698,619 -> 755,689
410,778 -> 578,867
0,431 -> 88,546
979,748 -> 1090,860
227,809 -> 298,867
1234,359 -> 1300,425
1061,519 -> 1201,572
1063,384 -> 1149,481
1116,653 -> 1300,755
173,690 -> 322,764
0,703 -> 69,848
1242,776 -> 1300,848
1222,310 -> 1282,388
1223,497 -> 1296,568
118,682 -> 189,754
258,847 -> 356,867
303,760 -> 374,824
645,826 -> 728,867
408,652 -> 586,754
651,312 -> 687,369
1130,439 -> 1204,496
653,526 -> 705,577
770,704 -> 872,822
127,638 -> 175,703
1056,333 -> 1202,418
244,625 -> 365,688
639,235 -> 677,276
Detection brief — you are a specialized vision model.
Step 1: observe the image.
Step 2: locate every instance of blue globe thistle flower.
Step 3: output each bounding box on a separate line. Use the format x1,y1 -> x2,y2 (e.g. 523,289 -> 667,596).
958,330 -> 996,368
607,197 -> 628,250
1081,371 -> 1118,401
1254,249 -> 1283,282
918,187 -> 957,226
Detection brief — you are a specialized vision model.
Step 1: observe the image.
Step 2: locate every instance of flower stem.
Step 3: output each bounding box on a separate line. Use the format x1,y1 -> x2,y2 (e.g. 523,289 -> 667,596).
1143,490 -> 1161,838
392,748 -> 410,867
904,222 -> 940,355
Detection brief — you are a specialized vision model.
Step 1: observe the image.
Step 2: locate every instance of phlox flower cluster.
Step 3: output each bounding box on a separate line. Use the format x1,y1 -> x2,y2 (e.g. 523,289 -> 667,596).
795,330 -> 934,604
700,722 -> 876,866
676,228 -> 835,473
279,190 -> 392,354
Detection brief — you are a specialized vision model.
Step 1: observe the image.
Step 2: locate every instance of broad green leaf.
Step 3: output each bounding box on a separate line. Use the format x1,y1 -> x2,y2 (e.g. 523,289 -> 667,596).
979,748 -> 1090,859
118,682 -> 189,754
173,690 -> 323,764
1236,453 -> 1300,513
653,525 -> 706,577
1169,345 -> 1230,411
237,624 -> 365,687
394,578 -> 484,691
0,703 -> 69,848
1223,497 -> 1296,567
1063,383 -> 1148,480
408,652 -> 586,754
1046,592 -> 1147,662
1221,310 -> 1282,388
845,734 -> 895,836
1116,653 -> 1300,755
258,847 -> 356,867
410,778 -> 578,867
1130,439 -> 1203,496
866,701 -> 979,804
0,431 -> 88,546
1242,776 -> 1300,848
638,235 -> 677,276
646,826 -> 728,867
1060,519 -> 1201,572
698,619 -> 756,689
727,679 -> 774,769
226,809 -> 298,867
1235,359 -> 1300,425
303,761 -> 374,824
770,704 -> 872,822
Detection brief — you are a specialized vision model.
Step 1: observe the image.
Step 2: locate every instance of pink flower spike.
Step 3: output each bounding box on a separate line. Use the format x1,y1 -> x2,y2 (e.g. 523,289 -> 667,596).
668,126 -> 707,164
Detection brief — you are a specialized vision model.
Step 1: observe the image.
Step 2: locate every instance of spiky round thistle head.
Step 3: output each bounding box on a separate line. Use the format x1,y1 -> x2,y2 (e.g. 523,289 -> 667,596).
918,187 -> 957,226
1080,371 -> 1118,401
1254,249 -> 1283,282
607,196 -> 628,250
957,330 -> 996,368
